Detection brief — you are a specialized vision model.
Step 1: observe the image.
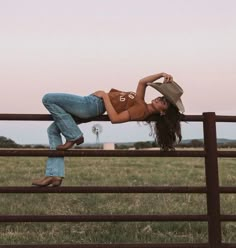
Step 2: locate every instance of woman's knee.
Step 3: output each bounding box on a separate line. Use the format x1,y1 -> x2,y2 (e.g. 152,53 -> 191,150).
42,93 -> 54,105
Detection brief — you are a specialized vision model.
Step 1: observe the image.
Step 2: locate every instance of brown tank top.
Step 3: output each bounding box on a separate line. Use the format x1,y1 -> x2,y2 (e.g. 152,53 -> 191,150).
108,88 -> 149,121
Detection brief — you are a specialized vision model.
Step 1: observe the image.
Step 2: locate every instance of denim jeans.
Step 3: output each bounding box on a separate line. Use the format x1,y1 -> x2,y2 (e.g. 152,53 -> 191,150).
42,93 -> 106,177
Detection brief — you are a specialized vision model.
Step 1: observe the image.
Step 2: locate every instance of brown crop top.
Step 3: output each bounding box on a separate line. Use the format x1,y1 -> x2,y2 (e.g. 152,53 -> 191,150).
108,88 -> 150,121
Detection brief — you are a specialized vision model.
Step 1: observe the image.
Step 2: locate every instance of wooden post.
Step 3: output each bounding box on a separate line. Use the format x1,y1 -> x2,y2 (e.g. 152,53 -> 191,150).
203,112 -> 222,247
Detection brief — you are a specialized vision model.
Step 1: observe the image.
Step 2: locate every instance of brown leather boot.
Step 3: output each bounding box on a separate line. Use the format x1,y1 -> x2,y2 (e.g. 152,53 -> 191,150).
56,136 -> 84,151
32,176 -> 63,187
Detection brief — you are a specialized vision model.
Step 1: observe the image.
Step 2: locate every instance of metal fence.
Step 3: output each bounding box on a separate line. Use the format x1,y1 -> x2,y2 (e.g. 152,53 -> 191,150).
0,112 -> 236,248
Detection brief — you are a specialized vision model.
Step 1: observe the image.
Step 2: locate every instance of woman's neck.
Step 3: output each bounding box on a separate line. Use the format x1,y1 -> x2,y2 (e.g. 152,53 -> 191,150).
147,103 -> 159,115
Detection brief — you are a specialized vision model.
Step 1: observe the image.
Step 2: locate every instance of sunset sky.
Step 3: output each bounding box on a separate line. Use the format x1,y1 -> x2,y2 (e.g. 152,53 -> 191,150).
0,0 -> 236,144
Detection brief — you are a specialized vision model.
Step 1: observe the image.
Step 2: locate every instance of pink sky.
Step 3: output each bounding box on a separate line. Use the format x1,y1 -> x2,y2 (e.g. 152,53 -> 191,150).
0,0 -> 236,144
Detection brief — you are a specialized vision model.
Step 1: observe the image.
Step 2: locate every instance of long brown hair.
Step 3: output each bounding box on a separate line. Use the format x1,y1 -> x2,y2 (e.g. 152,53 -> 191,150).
146,104 -> 183,151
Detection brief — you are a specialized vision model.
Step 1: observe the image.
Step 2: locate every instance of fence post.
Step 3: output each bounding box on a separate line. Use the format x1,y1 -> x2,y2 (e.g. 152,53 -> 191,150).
203,112 -> 221,247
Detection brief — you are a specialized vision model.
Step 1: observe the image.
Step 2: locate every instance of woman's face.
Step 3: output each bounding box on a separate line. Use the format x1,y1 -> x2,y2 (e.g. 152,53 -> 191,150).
151,96 -> 170,115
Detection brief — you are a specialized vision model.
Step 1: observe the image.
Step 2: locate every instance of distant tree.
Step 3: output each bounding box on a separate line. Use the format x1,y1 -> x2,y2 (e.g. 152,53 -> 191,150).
134,141 -> 152,149
151,141 -> 158,147
219,142 -> 236,148
21,144 -> 33,148
115,144 -> 130,149
0,136 -> 20,148
190,139 -> 204,147
228,142 -> 236,148
32,144 -> 48,148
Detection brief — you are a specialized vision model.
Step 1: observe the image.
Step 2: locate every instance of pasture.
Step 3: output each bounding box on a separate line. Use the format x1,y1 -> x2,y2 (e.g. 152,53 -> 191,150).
0,155 -> 235,244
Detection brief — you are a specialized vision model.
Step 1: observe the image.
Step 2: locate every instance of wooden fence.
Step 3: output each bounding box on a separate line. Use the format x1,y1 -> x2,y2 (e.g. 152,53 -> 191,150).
0,112 -> 236,248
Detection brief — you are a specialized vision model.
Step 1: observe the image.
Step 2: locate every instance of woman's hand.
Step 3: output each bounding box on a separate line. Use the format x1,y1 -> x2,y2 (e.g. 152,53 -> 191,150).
94,91 -> 130,123
162,73 -> 173,83
137,72 -> 173,99
93,90 -> 106,98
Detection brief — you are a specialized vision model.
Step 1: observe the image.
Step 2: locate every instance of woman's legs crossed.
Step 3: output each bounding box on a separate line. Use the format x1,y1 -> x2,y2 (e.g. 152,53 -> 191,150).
42,93 -> 105,141
42,93 -> 105,177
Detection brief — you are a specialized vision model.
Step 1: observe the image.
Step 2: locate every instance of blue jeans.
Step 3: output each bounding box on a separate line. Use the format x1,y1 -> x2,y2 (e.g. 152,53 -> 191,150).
42,93 -> 105,177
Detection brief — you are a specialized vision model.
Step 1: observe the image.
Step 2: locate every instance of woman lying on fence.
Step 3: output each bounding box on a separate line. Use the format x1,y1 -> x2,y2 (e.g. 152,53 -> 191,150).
32,72 -> 185,187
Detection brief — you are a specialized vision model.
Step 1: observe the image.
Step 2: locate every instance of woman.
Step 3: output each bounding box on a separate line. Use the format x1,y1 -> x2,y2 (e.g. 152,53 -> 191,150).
32,72 -> 184,187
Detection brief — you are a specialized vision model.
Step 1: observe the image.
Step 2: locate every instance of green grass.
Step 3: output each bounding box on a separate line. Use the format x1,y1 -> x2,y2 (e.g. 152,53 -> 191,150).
0,155 -> 235,244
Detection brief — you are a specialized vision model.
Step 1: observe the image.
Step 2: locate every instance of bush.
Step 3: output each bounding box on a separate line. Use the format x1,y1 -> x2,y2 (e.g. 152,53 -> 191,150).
0,136 -> 20,148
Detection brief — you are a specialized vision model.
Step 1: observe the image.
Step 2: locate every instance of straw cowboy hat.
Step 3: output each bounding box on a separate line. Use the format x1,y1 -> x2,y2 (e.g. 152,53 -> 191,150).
148,81 -> 185,113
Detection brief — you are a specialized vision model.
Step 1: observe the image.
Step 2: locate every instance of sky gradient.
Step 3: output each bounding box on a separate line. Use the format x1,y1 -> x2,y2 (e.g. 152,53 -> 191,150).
0,0 -> 236,144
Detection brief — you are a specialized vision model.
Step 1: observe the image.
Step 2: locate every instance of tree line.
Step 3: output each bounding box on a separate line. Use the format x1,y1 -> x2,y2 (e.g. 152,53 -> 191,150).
116,139 -> 236,149
0,136 -> 46,148
0,136 -> 236,149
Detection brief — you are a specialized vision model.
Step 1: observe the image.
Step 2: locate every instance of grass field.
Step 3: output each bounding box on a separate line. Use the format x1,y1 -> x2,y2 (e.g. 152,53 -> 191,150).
0,155 -> 235,244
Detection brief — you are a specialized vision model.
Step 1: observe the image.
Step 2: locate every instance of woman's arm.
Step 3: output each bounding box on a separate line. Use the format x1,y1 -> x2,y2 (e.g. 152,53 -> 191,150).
93,91 -> 130,123
136,72 -> 173,99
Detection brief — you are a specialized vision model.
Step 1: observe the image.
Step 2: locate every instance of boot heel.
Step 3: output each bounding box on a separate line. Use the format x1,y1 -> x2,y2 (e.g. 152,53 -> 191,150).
52,179 -> 62,187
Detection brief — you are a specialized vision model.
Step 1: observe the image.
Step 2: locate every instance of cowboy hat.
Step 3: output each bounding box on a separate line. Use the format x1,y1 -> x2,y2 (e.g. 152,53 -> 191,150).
147,81 -> 185,113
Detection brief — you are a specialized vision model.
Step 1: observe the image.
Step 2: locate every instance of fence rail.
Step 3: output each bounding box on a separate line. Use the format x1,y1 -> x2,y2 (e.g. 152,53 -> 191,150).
0,112 -> 236,248
1,113 -> 236,122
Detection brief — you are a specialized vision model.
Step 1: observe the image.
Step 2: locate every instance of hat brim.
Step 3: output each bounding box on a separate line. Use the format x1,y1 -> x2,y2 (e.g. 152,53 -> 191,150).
148,82 -> 185,113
